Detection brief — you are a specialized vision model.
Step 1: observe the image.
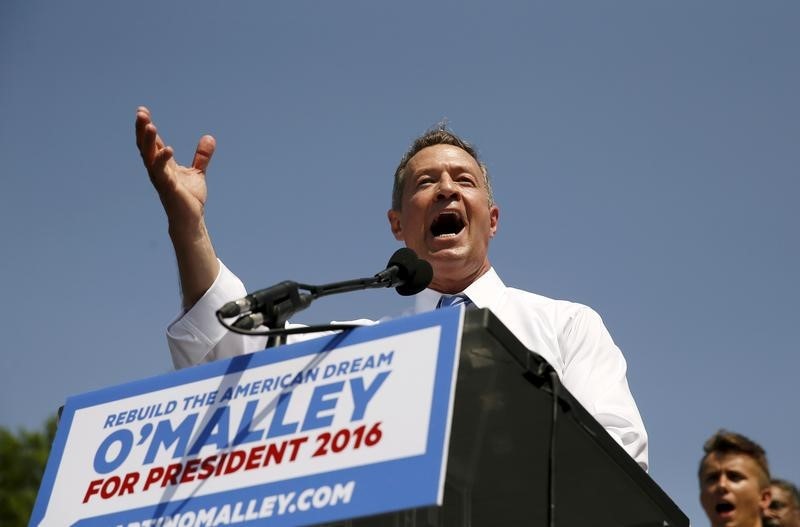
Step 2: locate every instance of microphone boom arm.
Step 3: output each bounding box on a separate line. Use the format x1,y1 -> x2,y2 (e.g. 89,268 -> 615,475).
217,249 -> 432,346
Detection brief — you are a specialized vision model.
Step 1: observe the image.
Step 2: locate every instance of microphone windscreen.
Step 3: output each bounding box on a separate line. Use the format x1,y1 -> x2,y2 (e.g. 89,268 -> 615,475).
386,248 -> 419,281
396,257 -> 433,296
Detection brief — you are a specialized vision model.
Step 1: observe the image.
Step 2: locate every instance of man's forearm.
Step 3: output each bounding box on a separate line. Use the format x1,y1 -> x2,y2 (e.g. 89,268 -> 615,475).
169,219 -> 220,309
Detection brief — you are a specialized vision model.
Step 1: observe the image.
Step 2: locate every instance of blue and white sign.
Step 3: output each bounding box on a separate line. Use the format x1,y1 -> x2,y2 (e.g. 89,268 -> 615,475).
31,307 -> 464,527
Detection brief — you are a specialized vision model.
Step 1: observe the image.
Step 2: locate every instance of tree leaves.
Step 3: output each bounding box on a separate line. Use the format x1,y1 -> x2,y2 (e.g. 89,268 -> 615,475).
0,416 -> 57,527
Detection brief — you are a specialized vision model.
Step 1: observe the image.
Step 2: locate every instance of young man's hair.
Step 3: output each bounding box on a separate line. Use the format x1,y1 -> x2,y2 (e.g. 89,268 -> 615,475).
392,123 -> 494,211
772,479 -> 800,508
699,429 -> 771,487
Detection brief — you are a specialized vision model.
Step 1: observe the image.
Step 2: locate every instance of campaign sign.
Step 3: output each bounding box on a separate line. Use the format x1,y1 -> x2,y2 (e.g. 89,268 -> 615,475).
30,307 -> 464,527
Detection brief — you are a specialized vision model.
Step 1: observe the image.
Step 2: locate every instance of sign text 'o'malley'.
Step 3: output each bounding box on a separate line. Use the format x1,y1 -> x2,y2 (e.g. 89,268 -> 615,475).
83,351 -> 394,503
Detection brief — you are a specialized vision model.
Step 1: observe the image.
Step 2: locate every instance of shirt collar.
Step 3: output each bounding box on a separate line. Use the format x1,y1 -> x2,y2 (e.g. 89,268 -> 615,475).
413,267 -> 506,313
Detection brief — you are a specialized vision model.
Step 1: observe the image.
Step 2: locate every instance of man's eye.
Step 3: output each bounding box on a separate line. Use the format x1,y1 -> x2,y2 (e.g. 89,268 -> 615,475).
457,175 -> 477,186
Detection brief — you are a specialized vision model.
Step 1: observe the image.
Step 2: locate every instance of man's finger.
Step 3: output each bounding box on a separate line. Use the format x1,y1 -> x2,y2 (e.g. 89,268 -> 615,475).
137,107 -> 168,152
135,113 -> 146,150
150,146 -> 174,187
139,123 -> 159,166
192,135 -> 216,173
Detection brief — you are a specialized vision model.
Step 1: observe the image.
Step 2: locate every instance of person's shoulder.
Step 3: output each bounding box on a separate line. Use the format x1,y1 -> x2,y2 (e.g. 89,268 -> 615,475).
485,272 -> 619,351
505,285 -> 588,313
486,269 -> 601,325
503,286 -> 608,332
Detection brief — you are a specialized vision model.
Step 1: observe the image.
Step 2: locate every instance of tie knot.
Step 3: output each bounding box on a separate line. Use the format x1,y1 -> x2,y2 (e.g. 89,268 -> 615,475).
436,294 -> 471,309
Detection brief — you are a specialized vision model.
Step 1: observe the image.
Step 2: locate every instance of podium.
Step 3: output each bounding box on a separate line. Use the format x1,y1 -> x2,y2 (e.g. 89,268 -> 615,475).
33,307 -> 687,527
324,308 -> 688,527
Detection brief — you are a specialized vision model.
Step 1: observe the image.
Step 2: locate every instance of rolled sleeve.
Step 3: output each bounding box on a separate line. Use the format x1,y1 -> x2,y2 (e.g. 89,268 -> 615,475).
167,260 -> 260,368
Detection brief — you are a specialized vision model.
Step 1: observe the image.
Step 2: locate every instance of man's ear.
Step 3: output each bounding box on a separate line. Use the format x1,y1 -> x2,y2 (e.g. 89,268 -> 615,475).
759,486 -> 772,514
489,205 -> 499,238
387,209 -> 403,241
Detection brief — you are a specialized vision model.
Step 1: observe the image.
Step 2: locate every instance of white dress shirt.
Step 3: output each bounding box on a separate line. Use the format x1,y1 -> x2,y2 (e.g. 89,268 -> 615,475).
167,261 -> 649,471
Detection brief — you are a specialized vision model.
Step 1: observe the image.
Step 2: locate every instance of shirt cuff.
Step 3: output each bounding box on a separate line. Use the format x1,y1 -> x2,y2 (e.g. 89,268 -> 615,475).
167,260 -> 247,368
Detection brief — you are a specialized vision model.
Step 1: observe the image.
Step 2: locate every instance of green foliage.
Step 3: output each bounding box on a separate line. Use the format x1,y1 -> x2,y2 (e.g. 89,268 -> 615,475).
0,416 -> 58,527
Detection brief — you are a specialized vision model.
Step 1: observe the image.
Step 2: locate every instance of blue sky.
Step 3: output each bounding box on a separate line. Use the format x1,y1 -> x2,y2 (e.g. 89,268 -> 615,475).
1,2 -> 798,524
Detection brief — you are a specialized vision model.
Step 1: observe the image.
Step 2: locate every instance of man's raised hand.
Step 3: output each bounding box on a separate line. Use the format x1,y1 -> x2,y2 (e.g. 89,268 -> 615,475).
135,106 -> 216,232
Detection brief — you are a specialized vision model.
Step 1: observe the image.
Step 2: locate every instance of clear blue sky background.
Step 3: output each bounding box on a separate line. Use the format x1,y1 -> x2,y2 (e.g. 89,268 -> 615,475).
1,2 -> 798,524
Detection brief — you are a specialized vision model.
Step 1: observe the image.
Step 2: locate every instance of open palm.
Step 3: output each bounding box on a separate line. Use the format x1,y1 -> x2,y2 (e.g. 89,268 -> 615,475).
135,106 -> 215,228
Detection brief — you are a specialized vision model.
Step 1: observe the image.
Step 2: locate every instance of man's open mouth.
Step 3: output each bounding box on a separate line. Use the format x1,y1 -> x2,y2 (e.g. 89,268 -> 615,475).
715,502 -> 735,515
430,211 -> 465,238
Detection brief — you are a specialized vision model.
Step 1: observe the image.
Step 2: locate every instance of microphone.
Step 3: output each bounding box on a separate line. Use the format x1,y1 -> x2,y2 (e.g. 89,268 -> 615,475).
375,248 -> 433,296
396,259 -> 433,296
218,281 -> 307,319
374,248 -> 431,293
217,249 -> 434,324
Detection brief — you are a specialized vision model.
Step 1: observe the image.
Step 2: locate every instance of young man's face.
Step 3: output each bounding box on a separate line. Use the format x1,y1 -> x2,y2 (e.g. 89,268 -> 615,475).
765,485 -> 800,527
387,144 -> 499,292
700,452 -> 771,527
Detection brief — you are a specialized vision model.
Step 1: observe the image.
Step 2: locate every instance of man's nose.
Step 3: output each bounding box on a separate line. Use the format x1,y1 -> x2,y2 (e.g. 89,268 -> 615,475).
436,174 -> 460,200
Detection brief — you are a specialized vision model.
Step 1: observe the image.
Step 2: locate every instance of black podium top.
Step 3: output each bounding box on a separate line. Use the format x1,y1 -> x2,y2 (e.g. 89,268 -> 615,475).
321,308 -> 688,527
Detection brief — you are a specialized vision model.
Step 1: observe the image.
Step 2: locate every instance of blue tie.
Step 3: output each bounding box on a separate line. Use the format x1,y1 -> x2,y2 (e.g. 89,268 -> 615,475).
436,294 -> 471,309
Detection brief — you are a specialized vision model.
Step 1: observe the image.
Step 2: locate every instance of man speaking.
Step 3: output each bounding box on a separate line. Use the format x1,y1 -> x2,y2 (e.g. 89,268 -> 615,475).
135,106 -> 648,471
